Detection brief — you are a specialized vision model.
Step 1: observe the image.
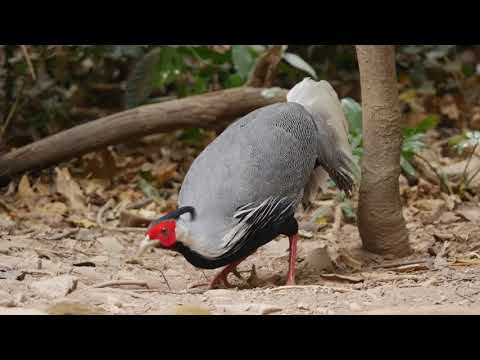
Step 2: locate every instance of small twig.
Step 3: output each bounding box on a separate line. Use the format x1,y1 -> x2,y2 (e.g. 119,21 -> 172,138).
125,198 -> 154,210
246,45 -> 284,88
97,199 -> 115,228
0,198 -> 14,212
97,198 -> 146,233
465,166 -> 480,189
455,285 -> 476,303
332,204 -> 343,234
201,271 -> 210,283
360,273 -> 422,283
42,229 -> 79,241
134,289 -> 185,295
462,144 -> 478,184
413,153 -> 452,194
20,45 -> 36,80
1,86 -> 22,139
92,280 -> 150,289
139,263 -> 172,291
372,258 -> 430,270
269,285 -> 355,293
71,248 -> 96,257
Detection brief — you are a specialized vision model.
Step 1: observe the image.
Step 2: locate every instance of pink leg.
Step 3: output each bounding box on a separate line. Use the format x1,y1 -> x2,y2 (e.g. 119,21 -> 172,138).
286,234 -> 298,285
210,257 -> 248,289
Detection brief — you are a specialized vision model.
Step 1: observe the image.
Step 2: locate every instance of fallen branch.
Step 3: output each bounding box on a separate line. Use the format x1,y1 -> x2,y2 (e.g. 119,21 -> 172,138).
0,87 -> 288,182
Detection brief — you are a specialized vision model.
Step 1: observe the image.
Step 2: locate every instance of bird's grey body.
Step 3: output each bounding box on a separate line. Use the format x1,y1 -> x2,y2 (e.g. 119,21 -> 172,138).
177,101 -> 352,261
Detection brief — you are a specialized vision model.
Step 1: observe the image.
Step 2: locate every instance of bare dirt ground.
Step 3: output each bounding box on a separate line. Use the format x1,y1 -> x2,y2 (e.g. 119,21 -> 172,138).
2,134 -> 480,315
2,215 -> 480,315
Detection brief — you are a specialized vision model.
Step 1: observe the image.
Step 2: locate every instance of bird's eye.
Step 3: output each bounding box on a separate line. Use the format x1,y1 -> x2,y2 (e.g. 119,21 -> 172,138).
161,228 -> 168,234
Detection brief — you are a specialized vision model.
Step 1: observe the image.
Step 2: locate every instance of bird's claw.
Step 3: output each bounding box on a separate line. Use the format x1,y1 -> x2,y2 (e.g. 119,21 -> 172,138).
232,269 -> 244,281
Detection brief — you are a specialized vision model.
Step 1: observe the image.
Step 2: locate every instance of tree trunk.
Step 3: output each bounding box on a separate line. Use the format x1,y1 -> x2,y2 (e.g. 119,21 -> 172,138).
355,45 -> 411,257
0,87 -> 287,183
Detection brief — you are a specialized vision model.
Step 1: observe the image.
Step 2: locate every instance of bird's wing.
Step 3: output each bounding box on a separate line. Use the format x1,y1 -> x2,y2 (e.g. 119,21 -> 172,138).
219,196 -> 297,257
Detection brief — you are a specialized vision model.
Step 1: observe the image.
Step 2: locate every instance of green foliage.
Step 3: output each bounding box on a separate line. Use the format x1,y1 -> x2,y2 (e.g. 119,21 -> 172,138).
337,98 -> 439,220
231,45 -> 257,80
137,174 -> 164,204
454,130 -> 480,154
341,98 -> 363,160
282,52 -> 318,80
124,45 -> 320,109
451,130 -> 480,192
341,98 -> 438,178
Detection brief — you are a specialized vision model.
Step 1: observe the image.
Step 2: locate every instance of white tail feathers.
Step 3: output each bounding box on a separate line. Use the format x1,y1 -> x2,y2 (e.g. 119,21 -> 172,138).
287,78 -> 353,162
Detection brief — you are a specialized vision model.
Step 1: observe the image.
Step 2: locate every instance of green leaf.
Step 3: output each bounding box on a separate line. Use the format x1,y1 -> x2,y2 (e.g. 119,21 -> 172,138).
224,73 -> 245,88
455,131 -> 480,154
402,133 -> 426,159
404,114 -> 439,137
341,98 -> 363,135
232,45 -> 255,79
448,134 -> 467,148
341,199 -> 356,221
137,177 -> 162,201
282,53 -> 318,79
416,114 -> 439,133
179,128 -> 204,145
401,156 -> 417,177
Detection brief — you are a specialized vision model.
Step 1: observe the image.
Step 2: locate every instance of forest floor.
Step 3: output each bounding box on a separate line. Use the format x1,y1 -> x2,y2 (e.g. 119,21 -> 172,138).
2,133 -> 480,315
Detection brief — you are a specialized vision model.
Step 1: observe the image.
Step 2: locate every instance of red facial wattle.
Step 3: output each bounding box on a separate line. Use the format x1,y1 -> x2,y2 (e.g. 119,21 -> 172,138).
147,220 -> 177,248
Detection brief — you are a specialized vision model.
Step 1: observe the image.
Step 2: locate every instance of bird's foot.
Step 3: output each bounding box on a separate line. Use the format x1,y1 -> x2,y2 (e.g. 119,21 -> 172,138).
232,268 -> 244,281
285,278 -> 296,286
209,273 -> 236,289
188,275 -> 235,290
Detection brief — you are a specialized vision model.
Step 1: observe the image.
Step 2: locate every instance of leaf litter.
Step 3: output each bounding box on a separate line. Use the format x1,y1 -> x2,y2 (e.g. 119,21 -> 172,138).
3,124 -> 480,314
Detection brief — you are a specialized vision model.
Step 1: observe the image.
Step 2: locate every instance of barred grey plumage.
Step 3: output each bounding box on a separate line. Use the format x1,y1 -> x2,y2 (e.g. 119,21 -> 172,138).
176,79 -> 355,261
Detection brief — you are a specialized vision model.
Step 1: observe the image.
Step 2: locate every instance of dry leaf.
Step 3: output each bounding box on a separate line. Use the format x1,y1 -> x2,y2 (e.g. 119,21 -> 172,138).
67,215 -> 96,229
30,275 -> 78,298
55,168 -> 87,213
305,247 -> 334,272
47,302 -> 107,315
0,213 -> 15,230
119,210 -> 152,228
32,202 -> 68,225
456,205 -> 480,224
83,150 -> 119,180
18,175 -> 36,200
440,95 -> 460,121
174,305 -> 211,315
97,236 -> 124,254
336,252 -> 363,271
153,163 -> 178,187
33,181 -> 51,197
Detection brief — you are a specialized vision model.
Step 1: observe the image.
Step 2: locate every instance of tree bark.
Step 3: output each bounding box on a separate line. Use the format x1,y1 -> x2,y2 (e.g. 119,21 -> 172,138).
0,87 -> 287,182
355,45 -> 411,257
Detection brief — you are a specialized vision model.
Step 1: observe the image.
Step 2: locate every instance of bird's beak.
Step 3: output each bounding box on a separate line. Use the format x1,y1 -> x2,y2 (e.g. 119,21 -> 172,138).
137,236 -> 155,257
